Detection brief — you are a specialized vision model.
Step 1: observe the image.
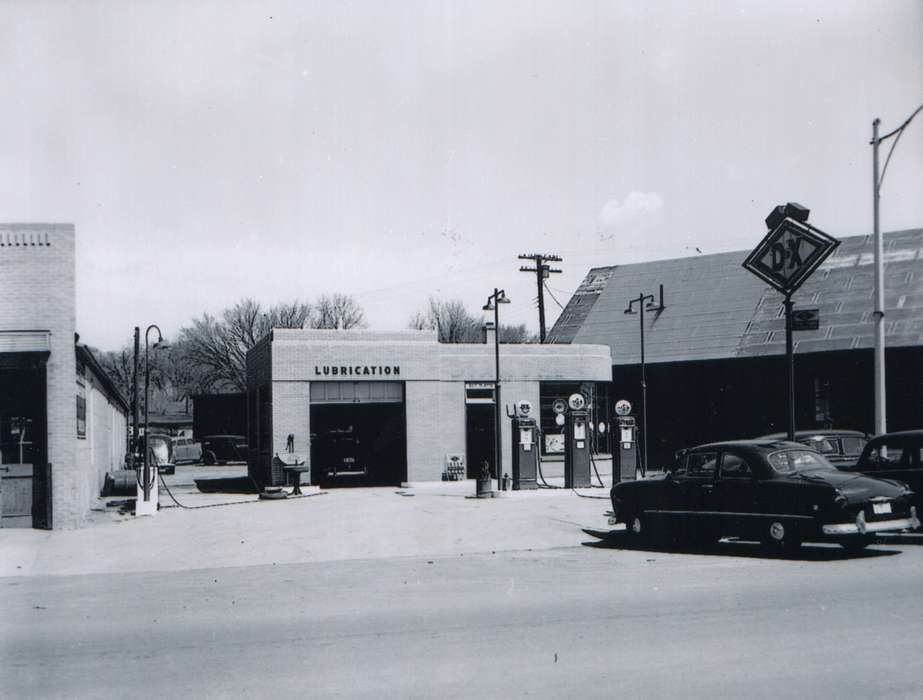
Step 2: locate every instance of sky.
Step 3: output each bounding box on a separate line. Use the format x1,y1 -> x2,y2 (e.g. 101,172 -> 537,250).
1,0 -> 922,351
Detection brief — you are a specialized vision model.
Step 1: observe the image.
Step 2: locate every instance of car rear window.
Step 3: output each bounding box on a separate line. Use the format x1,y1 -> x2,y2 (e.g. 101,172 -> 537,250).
840,437 -> 867,455
864,443 -> 917,468
768,449 -> 834,474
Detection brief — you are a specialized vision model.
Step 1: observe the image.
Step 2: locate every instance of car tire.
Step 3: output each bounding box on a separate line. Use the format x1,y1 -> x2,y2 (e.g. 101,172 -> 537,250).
840,535 -> 874,552
627,513 -> 646,539
203,451 -> 217,465
761,520 -> 801,552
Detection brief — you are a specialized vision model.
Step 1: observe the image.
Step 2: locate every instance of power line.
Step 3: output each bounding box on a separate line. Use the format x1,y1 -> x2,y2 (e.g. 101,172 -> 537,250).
543,282 -> 565,310
518,253 -> 562,343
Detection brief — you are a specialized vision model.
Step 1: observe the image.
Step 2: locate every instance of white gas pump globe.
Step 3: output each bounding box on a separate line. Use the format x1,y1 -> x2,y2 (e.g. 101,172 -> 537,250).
516,399 -> 533,416
555,413 -> 565,426
598,421 -> 607,434
615,399 -> 632,416
567,393 -> 586,411
552,399 -> 567,415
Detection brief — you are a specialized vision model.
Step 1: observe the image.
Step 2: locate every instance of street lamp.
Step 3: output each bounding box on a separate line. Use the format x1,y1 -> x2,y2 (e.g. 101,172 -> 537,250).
142,324 -> 166,503
624,285 -> 666,475
483,288 -> 511,489
871,103 -> 923,435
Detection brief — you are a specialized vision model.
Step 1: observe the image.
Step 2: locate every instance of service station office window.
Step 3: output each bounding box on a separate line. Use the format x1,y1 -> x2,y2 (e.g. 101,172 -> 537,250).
76,360 -> 87,439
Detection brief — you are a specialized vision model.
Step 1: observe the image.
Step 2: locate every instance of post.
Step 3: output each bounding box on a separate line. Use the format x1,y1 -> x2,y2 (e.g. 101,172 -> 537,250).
131,326 -> 140,469
872,117 -> 887,435
639,300 -> 648,476
784,295 -> 795,441
493,289 -> 502,488
143,334 -> 151,502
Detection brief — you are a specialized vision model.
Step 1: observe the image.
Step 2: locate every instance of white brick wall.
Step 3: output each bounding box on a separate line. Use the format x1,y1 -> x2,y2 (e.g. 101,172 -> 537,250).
0,224 -> 80,528
405,381 -> 466,482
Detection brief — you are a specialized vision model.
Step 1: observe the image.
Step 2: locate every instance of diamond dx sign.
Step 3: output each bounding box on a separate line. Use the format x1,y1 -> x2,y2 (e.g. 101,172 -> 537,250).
743,217 -> 839,296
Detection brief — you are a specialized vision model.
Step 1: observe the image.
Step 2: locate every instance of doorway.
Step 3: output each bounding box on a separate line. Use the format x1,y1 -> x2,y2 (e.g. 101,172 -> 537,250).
465,403 -> 497,479
309,382 -> 406,487
0,358 -> 50,528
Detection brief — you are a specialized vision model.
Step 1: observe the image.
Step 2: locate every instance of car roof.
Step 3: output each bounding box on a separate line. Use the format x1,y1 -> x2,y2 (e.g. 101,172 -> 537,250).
683,439 -> 803,453
867,429 -> 923,443
758,429 -> 866,439
201,434 -> 247,439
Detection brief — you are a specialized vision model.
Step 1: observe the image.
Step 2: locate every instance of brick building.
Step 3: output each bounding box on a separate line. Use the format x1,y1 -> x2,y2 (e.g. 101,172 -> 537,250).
0,224 -> 128,529
246,328 -> 611,488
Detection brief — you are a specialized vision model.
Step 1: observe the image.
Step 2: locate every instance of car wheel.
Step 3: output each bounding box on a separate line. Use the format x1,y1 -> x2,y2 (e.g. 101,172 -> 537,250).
628,514 -> 645,538
840,535 -> 874,552
762,520 -> 801,552
203,451 -> 217,465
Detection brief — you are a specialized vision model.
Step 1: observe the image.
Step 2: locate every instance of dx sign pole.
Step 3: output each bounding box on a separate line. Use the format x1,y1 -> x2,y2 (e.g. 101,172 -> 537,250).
743,203 -> 839,441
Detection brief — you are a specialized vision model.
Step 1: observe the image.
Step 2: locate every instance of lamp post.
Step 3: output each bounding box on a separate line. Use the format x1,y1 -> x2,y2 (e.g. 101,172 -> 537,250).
871,103 -> 923,435
624,285 -> 665,475
483,288 -> 510,489
142,324 -> 166,503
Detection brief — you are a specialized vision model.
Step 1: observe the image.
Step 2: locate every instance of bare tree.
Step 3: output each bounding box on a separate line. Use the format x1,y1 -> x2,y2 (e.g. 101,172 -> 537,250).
313,293 -> 365,329
409,297 -> 536,343
94,347 -> 134,403
407,297 -> 481,343
178,297 -> 348,391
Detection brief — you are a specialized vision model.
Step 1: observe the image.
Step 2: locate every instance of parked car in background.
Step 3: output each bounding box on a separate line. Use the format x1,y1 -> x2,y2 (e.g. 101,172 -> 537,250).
199,435 -> 248,465
140,433 -> 175,475
757,430 -> 868,469
610,439 -> 919,551
848,430 -> 923,512
172,437 -> 203,464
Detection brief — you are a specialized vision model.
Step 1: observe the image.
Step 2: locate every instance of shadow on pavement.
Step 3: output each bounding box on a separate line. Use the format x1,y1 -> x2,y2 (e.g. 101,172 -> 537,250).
581,528 -> 901,561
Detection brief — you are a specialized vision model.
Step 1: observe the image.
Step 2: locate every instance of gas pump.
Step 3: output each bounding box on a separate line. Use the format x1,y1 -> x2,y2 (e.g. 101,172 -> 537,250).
564,393 -> 591,488
613,399 -> 640,482
510,399 -> 538,490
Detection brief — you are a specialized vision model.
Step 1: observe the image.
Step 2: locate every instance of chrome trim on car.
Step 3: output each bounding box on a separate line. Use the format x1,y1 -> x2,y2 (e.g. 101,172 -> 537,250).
643,509 -> 814,520
823,515 -> 919,535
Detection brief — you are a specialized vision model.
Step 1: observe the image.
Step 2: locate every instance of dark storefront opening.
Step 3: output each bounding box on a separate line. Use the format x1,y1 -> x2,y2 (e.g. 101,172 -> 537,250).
465,383 -> 497,478
310,382 -> 406,487
539,381 -> 612,456
0,357 -> 51,529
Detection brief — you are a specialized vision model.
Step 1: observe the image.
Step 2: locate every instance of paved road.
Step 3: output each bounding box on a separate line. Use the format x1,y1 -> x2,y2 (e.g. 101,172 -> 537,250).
3,534 -> 922,699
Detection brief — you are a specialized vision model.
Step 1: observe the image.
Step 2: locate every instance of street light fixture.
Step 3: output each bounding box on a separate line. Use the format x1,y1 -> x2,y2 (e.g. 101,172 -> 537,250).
624,285 -> 666,475
871,103 -> 923,435
142,324 -> 166,504
483,288 -> 511,489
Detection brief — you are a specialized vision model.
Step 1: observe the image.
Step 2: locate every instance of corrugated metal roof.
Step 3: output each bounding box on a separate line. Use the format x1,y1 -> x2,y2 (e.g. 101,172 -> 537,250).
549,229 -> 923,365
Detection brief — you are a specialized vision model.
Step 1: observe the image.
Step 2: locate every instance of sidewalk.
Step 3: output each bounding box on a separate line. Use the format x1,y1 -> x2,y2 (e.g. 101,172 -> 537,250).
0,466 -> 615,578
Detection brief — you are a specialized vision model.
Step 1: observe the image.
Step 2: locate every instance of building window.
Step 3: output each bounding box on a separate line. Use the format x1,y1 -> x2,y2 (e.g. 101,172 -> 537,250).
76,394 -> 87,438
258,384 -> 271,454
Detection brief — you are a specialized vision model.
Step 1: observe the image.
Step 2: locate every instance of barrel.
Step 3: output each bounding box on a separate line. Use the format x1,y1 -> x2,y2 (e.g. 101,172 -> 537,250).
103,470 -> 137,497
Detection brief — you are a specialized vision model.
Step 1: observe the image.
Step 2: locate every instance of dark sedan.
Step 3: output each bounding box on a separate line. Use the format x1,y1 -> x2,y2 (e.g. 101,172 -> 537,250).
757,430 -> 868,469
609,439 -> 919,551
199,435 -> 248,465
847,430 -> 923,512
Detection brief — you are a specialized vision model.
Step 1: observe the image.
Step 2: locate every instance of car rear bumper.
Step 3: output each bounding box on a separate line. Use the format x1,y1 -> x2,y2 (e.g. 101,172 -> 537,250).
823,508 -> 919,535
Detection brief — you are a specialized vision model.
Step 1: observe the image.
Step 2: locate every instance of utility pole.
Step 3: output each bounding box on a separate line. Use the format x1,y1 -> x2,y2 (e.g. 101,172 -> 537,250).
131,326 -> 140,469
870,103 -> 923,435
519,253 -> 562,343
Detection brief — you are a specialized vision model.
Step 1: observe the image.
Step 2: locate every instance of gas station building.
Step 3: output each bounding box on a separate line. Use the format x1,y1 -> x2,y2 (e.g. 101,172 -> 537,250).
246,328 -> 611,488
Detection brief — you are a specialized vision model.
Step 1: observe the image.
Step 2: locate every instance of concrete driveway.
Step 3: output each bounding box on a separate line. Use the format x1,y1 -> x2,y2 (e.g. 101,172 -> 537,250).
0,469 -> 615,577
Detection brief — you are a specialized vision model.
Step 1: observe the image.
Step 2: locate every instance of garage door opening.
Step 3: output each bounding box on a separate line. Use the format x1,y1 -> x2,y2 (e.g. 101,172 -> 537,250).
309,382 -> 406,487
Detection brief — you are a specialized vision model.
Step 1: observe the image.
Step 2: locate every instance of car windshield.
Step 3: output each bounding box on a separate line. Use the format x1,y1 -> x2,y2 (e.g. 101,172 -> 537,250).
768,449 -> 836,474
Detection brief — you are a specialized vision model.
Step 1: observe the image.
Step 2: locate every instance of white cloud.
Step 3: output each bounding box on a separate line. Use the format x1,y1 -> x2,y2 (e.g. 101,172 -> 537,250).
597,191 -> 664,237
